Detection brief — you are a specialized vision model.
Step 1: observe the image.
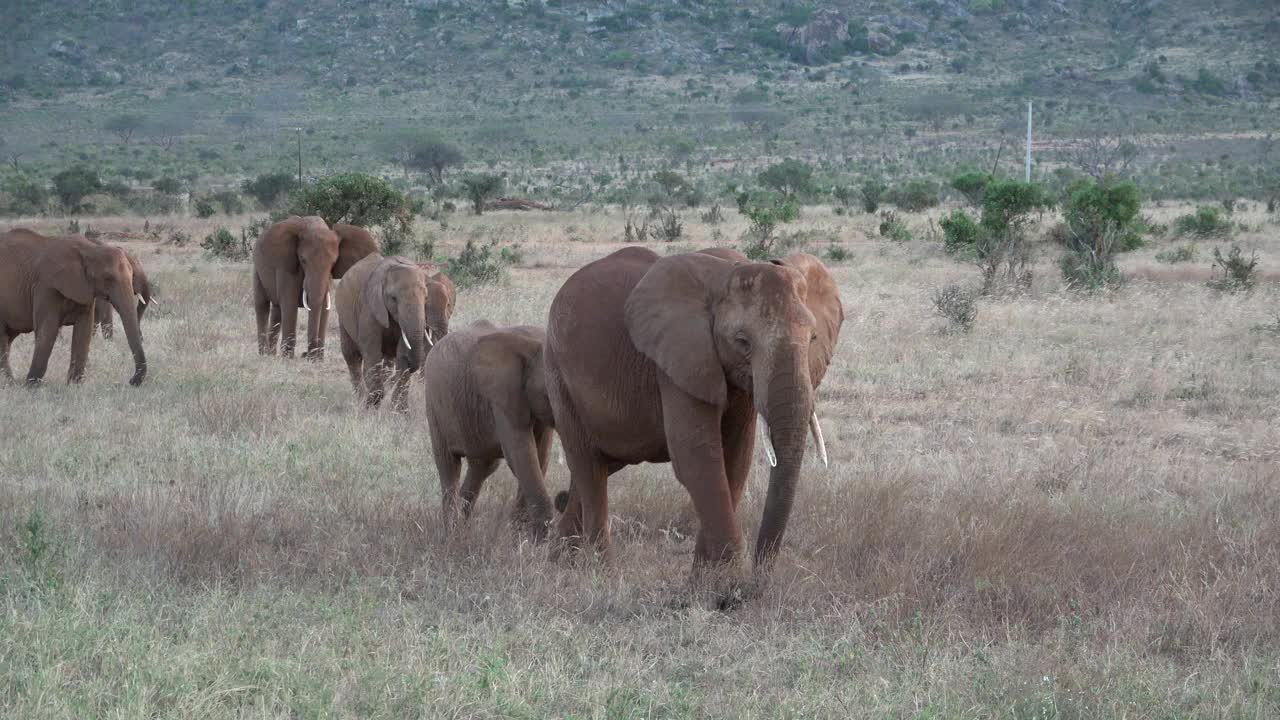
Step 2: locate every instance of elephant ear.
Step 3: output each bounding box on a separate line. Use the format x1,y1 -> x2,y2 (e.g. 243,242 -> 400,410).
364,259 -> 392,328
332,224 -> 378,278
778,253 -> 844,388
624,253 -> 732,407
49,244 -> 95,305
473,331 -> 543,425
429,272 -> 456,315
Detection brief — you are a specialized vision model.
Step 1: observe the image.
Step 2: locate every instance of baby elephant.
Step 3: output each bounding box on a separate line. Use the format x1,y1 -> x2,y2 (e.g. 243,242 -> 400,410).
423,321 -> 557,538
335,255 -> 452,410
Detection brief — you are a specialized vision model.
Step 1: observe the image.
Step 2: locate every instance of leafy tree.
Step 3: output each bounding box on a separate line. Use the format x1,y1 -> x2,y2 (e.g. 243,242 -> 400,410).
241,172 -> 298,209
152,176 -> 182,195
950,171 -> 992,206
1059,178 -> 1142,289
757,159 -> 815,199
105,114 -> 145,144
859,180 -> 886,213
2,174 -> 49,214
409,140 -> 465,184
461,174 -> 504,215
289,173 -> 411,227
887,179 -> 940,211
51,165 -> 101,210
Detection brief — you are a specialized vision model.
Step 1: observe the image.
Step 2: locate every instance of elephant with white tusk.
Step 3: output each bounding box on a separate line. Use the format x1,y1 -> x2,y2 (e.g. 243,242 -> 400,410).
251,217 -> 378,360
334,254 -> 455,411
1,229 -> 149,386
545,245 -> 844,582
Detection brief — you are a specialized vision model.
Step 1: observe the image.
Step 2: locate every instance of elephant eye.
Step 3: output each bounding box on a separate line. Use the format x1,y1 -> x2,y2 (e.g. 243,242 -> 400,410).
734,333 -> 751,353
810,330 -> 818,343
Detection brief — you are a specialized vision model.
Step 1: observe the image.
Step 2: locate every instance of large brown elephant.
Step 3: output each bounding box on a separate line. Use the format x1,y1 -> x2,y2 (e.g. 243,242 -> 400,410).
423,320 -> 557,538
252,217 -> 377,359
0,229 -> 148,386
335,254 -> 453,410
92,248 -> 154,340
545,246 -> 842,576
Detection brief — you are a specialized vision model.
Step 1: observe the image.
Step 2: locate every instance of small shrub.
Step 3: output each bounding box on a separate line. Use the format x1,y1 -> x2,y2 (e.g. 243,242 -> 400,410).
653,208 -> 683,241
444,238 -> 518,288
887,179 -> 940,211
823,242 -> 852,263
164,228 -> 191,247
700,204 -> 724,224
200,226 -> 249,260
832,185 -> 855,208
1154,244 -> 1197,264
878,210 -> 912,242
932,284 -> 978,332
1173,206 -> 1233,239
194,198 -> 216,218
1206,245 -> 1259,292
51,164 -> 101,211
940,209 -> 980,254
1059,178 -> 1143,290
860,180 -> 886,213
739,191 -> 800,259
241,172 -> 298,209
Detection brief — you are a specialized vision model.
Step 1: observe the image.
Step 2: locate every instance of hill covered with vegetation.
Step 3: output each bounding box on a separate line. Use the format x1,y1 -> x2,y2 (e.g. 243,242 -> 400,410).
1,0 -> 1278,212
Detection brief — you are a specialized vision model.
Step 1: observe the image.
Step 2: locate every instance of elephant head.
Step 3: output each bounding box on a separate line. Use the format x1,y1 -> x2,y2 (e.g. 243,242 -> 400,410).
365,257 -> 432,372
624,251 -> 843,565
472,327 -> 552,428
425,271 -> 456,345
51,240 -> 149,385
279,216 -> 342,355
127,252 -> 155,322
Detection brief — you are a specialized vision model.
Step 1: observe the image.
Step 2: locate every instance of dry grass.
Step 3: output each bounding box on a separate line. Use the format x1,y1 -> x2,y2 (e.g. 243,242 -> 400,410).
2,205 -> 1280,718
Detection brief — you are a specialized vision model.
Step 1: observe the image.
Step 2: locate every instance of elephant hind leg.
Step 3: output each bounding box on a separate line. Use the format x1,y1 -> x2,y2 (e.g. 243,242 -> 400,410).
435,449 -> 464,533
25,310 -> 61,386
339,329 -> 364,399
254,274 -> 274,355
0,323 -> 13,382
459,457 -> 500,521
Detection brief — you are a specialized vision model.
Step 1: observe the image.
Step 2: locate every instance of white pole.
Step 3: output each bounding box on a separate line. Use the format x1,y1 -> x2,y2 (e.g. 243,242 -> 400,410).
1025,101 -> 1032,183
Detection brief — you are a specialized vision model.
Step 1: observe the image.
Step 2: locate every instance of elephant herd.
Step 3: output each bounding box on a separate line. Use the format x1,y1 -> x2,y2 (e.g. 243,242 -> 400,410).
1,217 -> 845,583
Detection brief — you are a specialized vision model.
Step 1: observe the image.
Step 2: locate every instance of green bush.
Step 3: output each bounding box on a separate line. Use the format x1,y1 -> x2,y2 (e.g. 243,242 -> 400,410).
1207,245 -> 1259,292
289,173 -> 410,227
878,210 -> 912,242
859,180 -> 885,214
194,198 -> 216,218
444,238 -> 517,288
241,172 -> 298,209
737,190 -> 799,260
979,179 -> 1054,236
940,209 -> 980,254
1154,244 -> 1197,264
1059,178 -> 1142,290
1173,206 -> 1233,239
200,226 -> 250,260
887,179 -> 940,211
932,283 -> 978,332
1,175 -> 49,215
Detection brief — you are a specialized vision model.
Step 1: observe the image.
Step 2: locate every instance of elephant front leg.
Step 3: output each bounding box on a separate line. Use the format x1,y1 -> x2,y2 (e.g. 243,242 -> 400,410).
389,354 -> 414,413
277,271 -> 301,359
458,457 -> 500,520
721,391 -> 758,511
362,359 -> 389,407
254,274 -> 274,355
95,302 -> 114,341
660,379 -> 744,568
67,308 -> 95,384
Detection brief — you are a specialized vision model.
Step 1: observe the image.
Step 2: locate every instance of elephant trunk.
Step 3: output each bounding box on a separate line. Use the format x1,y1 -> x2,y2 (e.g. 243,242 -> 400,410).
425,301 -> 450,350
400,303 -> 428,372
303,271 -> 331,358
109,285 -> 147,386
752,344 -> 813,568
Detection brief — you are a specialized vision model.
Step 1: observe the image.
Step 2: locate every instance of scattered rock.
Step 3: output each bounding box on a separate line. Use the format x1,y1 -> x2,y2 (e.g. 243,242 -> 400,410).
867,31 -> 895,55
775,8 -> 849,64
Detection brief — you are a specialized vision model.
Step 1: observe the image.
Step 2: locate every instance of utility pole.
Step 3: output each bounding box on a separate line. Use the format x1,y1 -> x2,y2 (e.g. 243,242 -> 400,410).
296,128 -> 303,187
1025,101 -> 1032,183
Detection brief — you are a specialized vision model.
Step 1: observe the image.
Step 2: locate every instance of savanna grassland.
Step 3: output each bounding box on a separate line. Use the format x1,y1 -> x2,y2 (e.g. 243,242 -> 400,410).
2,204 -> 1279,718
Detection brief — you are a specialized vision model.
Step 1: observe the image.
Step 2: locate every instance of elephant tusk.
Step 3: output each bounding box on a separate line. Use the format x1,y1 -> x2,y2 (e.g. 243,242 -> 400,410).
136,294 -> 147,306
401,329 -> 412,350
758,415 -> 777,468
301,293 -> 310,311
810,412 -> 828,467
148,298 -> 159,307
425,328 -> 435,347
325,293 -> 332,311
